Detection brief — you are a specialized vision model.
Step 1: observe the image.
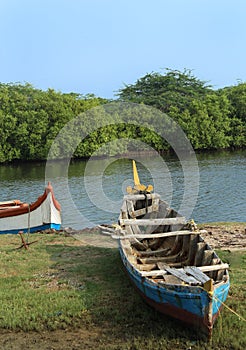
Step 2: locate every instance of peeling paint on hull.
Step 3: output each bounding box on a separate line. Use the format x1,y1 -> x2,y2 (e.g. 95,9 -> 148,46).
119,246 -> 230,338
137,286 -> 223,337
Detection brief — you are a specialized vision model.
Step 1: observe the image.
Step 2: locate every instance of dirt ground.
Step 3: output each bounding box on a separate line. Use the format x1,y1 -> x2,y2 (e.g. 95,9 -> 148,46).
199,223 -> 246,251
0,223 -> 245,350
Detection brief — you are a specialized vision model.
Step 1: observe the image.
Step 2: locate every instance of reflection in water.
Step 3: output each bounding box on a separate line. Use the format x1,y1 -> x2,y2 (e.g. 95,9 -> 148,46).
0,150 -> 245,229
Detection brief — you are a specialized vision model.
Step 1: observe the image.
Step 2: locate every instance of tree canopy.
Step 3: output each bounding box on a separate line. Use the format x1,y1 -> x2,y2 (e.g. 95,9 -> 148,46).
118,69 -> 245,150
0,83 -> 107,162
118,69 -> 211,113
0,70 -> 245,163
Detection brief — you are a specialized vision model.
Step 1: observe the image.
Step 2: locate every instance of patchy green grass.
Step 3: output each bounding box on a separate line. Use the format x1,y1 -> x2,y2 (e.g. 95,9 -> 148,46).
0,233 -> 88,331
0,232 -> 246,349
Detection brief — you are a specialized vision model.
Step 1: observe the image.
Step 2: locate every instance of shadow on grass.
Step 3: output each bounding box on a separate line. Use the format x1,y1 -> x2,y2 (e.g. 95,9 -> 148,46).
46,243 -> 207,347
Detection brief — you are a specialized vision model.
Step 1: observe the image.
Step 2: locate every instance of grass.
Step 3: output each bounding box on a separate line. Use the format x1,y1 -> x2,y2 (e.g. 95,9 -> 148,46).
0,231 -> 246,349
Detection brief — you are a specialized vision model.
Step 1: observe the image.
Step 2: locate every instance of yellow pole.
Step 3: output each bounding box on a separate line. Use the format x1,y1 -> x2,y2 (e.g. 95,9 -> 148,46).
127,160 -> 153,193
132,160 -> 141,186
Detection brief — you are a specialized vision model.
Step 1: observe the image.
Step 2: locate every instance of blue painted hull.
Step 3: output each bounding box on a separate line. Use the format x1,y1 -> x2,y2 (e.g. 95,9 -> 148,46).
0,223 -> 61,235
119,244 -> 230,336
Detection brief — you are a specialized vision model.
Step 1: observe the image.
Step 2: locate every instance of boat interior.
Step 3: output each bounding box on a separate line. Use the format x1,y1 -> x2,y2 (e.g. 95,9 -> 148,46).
119,194 -> 229,287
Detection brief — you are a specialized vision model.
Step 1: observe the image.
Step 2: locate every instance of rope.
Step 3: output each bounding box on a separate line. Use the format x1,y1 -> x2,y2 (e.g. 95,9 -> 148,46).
212,293 -> 246,323
201,284 -> 246,323
214,296 -> 223,335
27,203 -> 30,243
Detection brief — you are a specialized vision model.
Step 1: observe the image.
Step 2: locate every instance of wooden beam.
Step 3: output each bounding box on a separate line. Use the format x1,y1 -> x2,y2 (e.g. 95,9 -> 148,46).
120,217 -> 186,226
198,263 -> 229,272
122,194 -> 160,201
112,230 -> 197,240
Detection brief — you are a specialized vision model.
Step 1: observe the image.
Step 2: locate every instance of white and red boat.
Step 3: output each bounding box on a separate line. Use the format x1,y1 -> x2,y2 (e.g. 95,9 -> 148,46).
0,182 -> 61,234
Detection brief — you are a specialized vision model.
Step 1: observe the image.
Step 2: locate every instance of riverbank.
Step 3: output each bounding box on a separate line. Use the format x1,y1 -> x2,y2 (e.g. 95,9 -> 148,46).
64,222 -> 246,250
0,222 -> 245,350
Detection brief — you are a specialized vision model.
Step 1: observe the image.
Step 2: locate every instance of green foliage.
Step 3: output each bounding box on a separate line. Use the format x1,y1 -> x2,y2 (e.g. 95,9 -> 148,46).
118,68 -> 210,113
0,83 -> 107,162
176,93 -> 231,149
0,70 -> 245,163
118,69 -> 246,151
222,83 -> 246,147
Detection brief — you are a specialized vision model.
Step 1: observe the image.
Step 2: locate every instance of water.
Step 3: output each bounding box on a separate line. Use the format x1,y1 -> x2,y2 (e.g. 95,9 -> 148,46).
0,150 -> 245,229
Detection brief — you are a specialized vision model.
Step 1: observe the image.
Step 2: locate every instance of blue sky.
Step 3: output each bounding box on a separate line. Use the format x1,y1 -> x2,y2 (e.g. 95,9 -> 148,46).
1,0 -> 246,98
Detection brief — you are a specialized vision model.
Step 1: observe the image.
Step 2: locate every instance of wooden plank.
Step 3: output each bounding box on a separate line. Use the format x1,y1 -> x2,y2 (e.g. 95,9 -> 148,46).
136,263 -> 156,271
184,266 -> 210,283
126,200 -> 136,218
126,197 -> 160,218
163,275 -> 183,284
152,197 -> 160,212
139,263 -> 229,277
162,265 -> 200,285
217,268 -> 226,281
124,224 -> 147,251
145,212 -> 159,235
112,230 -> 198,240
179,235 -> 191,259
140,253 -> 180,264
199,263 -> 229,272
133,206 -> 155,217
119,200 -> 128,220
186,234 -> 199,265
202,250 -> 213,266
208,257 -> 220,279
123,194 -> 160,201
120,217 -> 186,226
125,201 -> 143,235
194,242 -> 207,266
138,247 -> 171,257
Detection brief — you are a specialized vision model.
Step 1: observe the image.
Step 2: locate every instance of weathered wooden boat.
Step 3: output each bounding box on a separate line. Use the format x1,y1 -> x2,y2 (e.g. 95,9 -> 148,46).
0,182 -> 61,234
102,161 -> 230,338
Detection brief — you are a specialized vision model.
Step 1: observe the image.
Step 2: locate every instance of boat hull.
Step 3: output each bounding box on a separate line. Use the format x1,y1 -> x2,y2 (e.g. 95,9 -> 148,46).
114,163 -> 230,338
0,184 -> 61,234
119,244 -> 230,337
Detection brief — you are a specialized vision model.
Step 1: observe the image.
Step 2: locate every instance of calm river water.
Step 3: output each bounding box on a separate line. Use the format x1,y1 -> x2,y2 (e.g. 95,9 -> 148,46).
0,150 -> 245,229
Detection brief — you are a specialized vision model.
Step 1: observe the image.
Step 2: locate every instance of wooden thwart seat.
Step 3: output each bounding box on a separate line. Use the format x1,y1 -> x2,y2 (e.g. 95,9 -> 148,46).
113,230 -> 198,240
123,194 -> 160,201
120,217 -> 186,226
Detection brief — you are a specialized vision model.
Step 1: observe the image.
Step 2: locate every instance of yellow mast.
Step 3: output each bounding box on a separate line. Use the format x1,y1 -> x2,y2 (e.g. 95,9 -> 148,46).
127,160 -> 153,194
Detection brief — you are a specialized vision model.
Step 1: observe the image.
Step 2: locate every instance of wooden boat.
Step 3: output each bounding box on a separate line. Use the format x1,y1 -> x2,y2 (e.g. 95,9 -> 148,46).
0,182 -> 61,234
103,161 -> 230,338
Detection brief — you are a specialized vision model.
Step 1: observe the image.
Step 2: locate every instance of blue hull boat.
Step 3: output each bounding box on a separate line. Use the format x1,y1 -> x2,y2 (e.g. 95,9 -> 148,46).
116,161 -> 230,338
